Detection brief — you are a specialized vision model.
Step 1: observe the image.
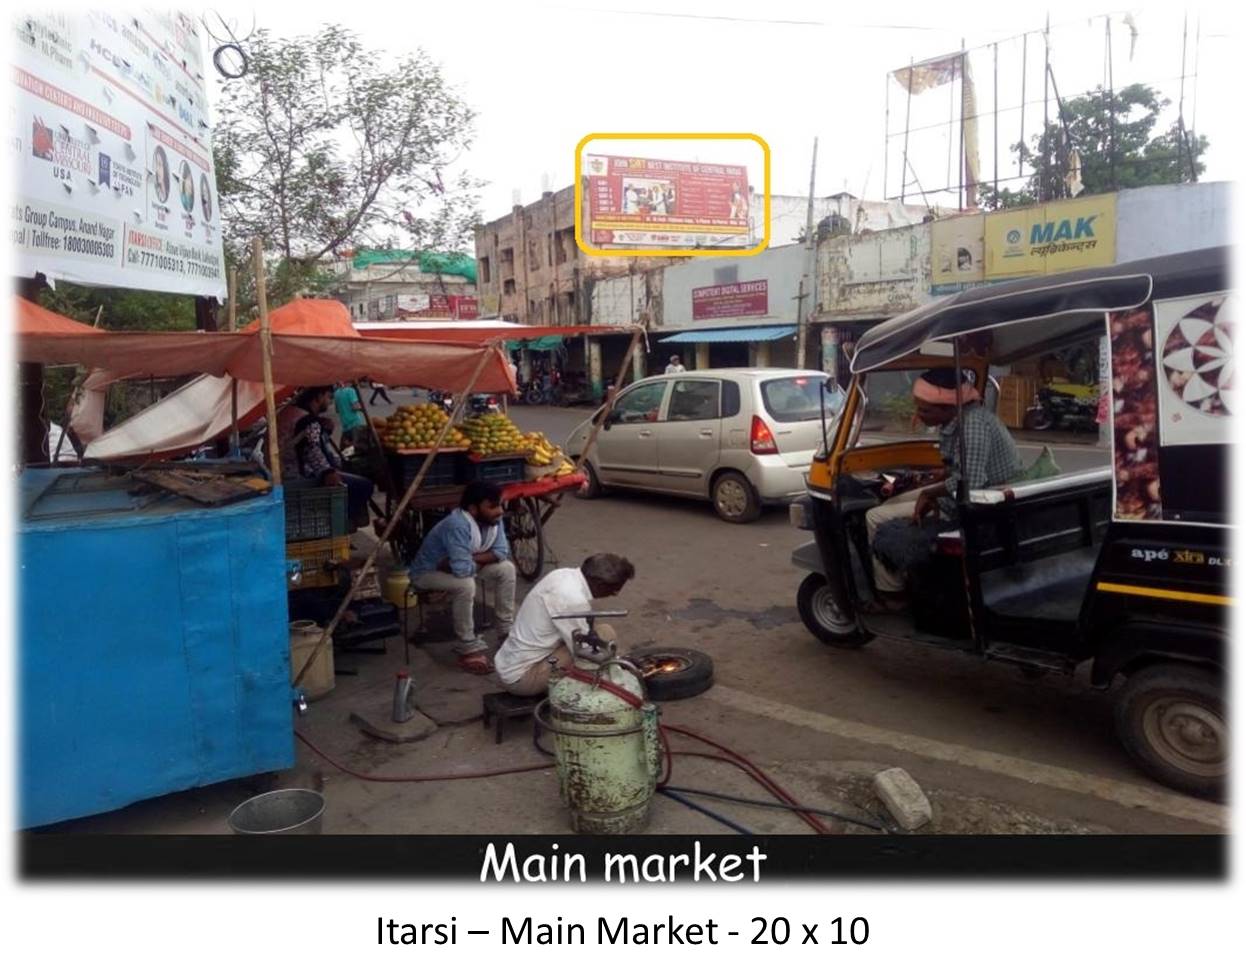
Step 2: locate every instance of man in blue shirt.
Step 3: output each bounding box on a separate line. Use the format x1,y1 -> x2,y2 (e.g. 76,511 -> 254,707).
333,383 -> 368,449
409,481 -> 516,673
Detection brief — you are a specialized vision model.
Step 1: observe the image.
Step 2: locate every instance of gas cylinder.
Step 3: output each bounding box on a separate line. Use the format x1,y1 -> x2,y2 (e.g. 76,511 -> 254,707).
546,660 -> 661,834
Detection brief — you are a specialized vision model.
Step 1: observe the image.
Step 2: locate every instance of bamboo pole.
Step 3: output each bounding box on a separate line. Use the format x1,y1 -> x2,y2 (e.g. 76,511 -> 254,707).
574,328 -> 643,478
294,347 -> 497,688
253,238 -> 282,485
227,267 -> 237,332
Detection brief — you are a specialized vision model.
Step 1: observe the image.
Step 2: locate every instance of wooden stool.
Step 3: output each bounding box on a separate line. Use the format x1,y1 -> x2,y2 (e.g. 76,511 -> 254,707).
481,692 -> 541,744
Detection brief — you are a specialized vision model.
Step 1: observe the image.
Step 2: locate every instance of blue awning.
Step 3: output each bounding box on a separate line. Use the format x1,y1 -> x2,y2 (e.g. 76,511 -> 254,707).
659,325 -> 797,344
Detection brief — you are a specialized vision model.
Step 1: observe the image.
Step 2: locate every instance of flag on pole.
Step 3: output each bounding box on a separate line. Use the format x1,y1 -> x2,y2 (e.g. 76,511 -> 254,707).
891,53 -> 964,94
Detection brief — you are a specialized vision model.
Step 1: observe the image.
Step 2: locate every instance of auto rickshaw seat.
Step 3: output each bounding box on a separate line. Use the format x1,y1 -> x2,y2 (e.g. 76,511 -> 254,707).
980,546 -> 1097,622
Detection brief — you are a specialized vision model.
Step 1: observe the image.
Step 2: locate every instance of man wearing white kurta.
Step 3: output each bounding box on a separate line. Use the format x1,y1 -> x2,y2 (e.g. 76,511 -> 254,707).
493,554 -> 636,696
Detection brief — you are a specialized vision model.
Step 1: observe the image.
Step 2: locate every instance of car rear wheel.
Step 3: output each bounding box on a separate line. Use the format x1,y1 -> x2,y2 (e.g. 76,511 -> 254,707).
711,471 -> 761,523
1114,663 -> 1226,799
797,573 -> 867,647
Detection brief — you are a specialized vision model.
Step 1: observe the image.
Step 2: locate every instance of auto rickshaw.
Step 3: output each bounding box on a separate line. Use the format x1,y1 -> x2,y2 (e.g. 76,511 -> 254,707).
791,247 -> 1231,797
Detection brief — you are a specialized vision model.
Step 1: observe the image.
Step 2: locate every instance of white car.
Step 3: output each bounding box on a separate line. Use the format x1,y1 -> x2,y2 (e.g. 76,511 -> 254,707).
565,368 -> 839,523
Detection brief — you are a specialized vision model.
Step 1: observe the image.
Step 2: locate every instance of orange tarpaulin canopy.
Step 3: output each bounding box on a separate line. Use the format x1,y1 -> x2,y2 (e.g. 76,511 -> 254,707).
16,297 -> 105,337
355,320 -> 632,344
16,298 -> 517,393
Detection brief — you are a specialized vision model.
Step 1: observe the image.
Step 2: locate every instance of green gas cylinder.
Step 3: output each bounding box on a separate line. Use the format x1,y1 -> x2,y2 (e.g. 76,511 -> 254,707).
546,660 -> 660,834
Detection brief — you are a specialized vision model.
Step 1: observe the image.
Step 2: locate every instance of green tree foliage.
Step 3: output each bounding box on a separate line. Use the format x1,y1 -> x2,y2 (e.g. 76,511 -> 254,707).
980,84 -> 1208,210
214,24 -> 482,308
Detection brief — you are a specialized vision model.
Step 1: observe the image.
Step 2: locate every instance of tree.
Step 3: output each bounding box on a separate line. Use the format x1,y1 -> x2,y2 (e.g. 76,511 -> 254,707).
980,84 -> 1208,210
214,25 -> 481,307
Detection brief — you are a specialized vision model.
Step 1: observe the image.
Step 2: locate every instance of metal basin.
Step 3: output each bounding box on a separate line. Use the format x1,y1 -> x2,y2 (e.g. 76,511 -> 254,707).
228,788 -> 325,835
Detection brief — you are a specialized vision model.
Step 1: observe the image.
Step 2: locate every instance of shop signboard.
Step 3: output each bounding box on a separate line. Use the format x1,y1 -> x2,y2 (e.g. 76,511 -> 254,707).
984,193 -> 1116,279
11,10 -> 226,298
692,279 -> 768,320
585,154 -> 751,249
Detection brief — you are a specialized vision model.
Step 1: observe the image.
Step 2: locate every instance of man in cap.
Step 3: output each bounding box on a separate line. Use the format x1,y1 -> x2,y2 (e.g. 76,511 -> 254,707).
865,367 -> 1022,609
665,355 -> 687,375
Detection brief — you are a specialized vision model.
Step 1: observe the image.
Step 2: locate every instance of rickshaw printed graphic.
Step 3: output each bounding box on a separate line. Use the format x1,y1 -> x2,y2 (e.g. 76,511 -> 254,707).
1160,296 -> 1234,417
1110,306 -> 1161,521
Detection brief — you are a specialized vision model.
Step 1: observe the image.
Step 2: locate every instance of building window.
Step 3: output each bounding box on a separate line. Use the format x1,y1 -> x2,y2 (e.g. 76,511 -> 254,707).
480,257 -> 491,283
527,237 -> 541,271
500,247 -> 515,278
563,291 -> 575,323
556,229 -> 570,265
503,279 -> 516,296
547,233 -> 554,267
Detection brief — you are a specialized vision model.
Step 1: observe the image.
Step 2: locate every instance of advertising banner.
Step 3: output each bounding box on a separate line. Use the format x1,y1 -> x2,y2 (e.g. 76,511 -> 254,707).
692,280 -> 768,320
11,11 -> 226,298
984,193 -> 1116,280
931,213 -> 985,286
585,154 -> 751,249
1154,291 -> 1233,447
396,293 -> 479,320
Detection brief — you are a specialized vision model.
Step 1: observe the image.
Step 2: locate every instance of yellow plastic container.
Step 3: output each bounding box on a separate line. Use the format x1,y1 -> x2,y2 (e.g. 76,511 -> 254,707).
383,570 -> 418,609
289,620 -> 335,701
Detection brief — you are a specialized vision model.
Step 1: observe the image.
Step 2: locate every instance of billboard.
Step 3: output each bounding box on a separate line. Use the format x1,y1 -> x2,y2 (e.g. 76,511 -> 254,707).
395,294 -> 479,319
984,193 -> 1116,280
11,10 -> 227,299
584,154 -> 751,249
931,213 -> 985,286
692,280 -> 768,320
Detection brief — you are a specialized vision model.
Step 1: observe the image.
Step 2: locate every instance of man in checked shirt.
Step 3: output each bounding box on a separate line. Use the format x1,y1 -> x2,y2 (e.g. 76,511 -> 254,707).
864,367 -> 1022,611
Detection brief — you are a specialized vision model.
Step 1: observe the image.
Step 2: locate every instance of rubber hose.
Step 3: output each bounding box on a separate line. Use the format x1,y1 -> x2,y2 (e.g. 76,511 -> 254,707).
663,784 -> 889,833
658,788 -> 751,835
295,729 -> 554,782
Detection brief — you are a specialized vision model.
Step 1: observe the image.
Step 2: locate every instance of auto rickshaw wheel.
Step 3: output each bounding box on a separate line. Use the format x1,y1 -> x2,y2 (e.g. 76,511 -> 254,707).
1114,663 -> 1226,799
796,573 -> 867,648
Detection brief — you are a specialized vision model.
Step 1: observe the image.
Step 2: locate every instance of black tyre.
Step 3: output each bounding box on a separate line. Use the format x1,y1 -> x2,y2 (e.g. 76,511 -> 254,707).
1023,407 -> 1052,431
711,470 -> 761,523
505,497 -> 544,581
1114,663 -> 1226,799
796,573 -> 868,647
626,648 -> 714,701
524,389 -> 543,406
577,459 -> 604,499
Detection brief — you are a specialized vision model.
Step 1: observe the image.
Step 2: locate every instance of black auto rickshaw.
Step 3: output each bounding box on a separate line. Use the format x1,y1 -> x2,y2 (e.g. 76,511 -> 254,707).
791,247 -> 1230,798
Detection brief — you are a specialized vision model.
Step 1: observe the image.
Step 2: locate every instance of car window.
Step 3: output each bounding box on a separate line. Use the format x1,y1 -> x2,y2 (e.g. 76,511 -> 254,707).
666,380 -> 720,421
722,380 -> 741,418
760,376 -> 825,422
612,382 -> 666,423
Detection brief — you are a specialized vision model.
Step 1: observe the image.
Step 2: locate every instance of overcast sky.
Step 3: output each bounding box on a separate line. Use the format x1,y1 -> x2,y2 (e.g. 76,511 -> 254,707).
207,0 -> 1236,224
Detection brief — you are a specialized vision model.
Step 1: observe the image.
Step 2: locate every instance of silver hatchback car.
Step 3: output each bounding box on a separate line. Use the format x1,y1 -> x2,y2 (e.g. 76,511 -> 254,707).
565,368 -> 835,522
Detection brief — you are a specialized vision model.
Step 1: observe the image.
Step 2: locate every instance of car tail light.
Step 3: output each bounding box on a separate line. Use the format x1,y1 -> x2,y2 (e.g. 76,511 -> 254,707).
750,415 -> 778,455
935,532 -> 964,557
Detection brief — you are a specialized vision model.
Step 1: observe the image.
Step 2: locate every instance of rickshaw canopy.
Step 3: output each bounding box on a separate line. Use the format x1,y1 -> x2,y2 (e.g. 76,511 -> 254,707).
850,247 -> 1230,374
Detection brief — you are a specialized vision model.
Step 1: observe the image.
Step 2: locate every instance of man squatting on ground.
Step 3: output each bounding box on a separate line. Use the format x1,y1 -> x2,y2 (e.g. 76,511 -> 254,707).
408,481 -> 517,673
493,554 -> 636,696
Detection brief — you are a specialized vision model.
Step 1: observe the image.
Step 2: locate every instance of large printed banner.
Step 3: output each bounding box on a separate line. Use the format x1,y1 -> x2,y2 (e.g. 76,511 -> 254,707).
984,193 -> 1116,280
585,155 -> 751,249
396,294 -> 479,320
11,11 -> 227,299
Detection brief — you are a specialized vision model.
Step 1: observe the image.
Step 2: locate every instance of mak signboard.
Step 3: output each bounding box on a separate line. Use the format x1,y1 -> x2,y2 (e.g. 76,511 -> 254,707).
584,154 -> 751,249
984,193 -> 1116,279
11,10 -> 226,299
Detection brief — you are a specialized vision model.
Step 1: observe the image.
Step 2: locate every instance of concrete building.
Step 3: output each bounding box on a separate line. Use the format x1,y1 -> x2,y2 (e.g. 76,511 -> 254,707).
327,250 -> 477,322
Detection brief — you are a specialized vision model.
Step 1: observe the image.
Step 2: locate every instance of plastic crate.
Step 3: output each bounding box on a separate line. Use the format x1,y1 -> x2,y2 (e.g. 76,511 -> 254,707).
457,453 -> 527,486
388,450 -> 463,491
284,485 -> 348,541
286,535 -> 350,590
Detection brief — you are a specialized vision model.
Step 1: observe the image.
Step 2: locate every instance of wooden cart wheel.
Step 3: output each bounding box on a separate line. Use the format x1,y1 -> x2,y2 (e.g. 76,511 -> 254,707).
506,496 -> 544,581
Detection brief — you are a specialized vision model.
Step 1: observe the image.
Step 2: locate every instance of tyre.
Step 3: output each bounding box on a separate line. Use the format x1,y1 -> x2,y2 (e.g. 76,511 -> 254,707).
711,470 -> 761,523
1023,407 -> 1052,431
626,648 -> 714,701
577,459 -> 604,499
524,389 -> 543,406
1113,663 -> 1226,799
796,573 -> 868,647
505,497 -> 544,581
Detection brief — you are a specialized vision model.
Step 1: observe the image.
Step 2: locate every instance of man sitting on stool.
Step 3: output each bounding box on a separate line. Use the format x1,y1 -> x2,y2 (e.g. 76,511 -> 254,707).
494,553 -> 635,696
408,481 -> 516,674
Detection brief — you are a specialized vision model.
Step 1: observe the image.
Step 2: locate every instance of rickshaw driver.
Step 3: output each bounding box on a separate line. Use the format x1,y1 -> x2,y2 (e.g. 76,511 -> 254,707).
865,367 -> 1023,611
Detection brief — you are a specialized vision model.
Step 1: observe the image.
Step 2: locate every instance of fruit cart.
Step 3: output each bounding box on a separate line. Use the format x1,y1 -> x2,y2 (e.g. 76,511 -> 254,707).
374,403 -> 585,580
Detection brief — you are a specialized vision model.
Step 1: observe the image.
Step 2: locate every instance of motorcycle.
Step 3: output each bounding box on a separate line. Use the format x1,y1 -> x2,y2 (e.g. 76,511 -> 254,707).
1022,382 -> 1099,432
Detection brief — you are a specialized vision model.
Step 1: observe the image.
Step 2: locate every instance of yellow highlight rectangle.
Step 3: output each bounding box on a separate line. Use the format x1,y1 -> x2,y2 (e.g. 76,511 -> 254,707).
574,132 -> 771,259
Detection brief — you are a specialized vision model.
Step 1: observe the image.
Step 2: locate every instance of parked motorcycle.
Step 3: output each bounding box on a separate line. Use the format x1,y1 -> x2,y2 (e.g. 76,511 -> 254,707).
1022,382 -> 1099,432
